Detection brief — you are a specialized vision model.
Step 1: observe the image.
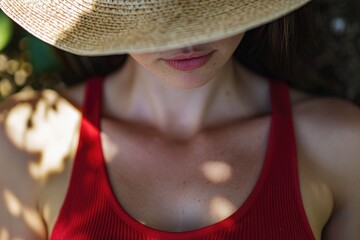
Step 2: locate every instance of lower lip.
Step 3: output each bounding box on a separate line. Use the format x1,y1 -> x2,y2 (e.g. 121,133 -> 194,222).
164,52 -> 214,71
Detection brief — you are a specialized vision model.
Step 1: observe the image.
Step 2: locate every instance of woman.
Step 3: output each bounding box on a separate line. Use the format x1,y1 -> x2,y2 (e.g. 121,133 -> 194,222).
0,0 -> 359,239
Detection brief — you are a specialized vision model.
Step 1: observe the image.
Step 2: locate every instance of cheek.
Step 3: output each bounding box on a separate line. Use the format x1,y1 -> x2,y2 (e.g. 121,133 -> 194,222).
130,54 -> 154,68
130,53 -> 172,80
214,34 -> 245,54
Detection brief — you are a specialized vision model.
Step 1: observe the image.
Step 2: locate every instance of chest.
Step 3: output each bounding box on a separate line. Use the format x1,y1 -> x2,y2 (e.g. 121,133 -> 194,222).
99,119 -> 269,231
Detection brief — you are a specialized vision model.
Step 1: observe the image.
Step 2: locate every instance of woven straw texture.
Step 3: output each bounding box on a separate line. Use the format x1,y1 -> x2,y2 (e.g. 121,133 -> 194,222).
0,0 -> 310,55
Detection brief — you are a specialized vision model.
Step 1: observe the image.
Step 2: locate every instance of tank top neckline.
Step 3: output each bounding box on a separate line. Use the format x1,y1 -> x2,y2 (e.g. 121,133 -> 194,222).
77,76 -> 312,238
51,76 -> 316,240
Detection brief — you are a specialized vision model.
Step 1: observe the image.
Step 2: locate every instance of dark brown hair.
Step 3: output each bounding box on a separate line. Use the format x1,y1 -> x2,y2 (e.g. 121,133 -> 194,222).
54,2 -> 314,86
235,2 -> 315,83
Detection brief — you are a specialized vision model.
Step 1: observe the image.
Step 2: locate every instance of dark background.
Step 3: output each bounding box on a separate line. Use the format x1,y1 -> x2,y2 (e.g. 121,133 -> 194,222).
0,0 -> 360,103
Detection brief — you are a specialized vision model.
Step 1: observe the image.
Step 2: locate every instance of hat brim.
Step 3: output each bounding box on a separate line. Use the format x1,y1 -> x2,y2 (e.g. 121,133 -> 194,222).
0,0 -> 311,56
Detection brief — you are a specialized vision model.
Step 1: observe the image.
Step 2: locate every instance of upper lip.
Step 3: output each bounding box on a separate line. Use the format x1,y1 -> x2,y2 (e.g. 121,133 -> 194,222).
163,51 -> 213,61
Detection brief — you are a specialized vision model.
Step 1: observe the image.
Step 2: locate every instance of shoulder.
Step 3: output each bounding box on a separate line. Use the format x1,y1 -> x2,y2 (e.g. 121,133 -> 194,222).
0,88 -> 81,161
0,87 -> 82,181
291,94 -> 360,189
292,95 -> 360,167
291,93 -> 360,239
0,88 -> 81,238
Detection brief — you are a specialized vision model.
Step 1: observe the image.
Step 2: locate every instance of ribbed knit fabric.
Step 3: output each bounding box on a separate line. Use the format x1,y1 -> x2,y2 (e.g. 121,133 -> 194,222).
50,77 -> 316,240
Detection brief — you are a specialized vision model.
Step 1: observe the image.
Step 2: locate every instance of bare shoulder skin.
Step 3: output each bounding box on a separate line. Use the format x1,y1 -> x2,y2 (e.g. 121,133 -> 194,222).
293,97 -> 360,239
0,89 -> 81,239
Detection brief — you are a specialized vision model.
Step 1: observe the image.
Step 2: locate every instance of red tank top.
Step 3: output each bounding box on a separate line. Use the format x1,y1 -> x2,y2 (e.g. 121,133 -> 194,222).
51,77 -> 316,240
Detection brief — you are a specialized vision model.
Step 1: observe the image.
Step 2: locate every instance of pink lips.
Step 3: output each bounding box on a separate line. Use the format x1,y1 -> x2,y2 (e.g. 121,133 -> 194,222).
163,51 -> 214,71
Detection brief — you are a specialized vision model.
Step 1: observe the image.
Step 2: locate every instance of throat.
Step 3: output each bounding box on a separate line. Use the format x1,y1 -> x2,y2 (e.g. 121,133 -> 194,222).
104,58 -> 268,140
137,71 -> 221,138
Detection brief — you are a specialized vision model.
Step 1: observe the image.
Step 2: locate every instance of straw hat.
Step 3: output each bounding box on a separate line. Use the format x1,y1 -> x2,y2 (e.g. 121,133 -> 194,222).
0,0 -> 311,56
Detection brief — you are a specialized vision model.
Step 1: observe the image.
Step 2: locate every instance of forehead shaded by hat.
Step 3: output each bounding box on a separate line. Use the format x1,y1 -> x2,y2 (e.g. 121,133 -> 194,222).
0,0 -> 311,55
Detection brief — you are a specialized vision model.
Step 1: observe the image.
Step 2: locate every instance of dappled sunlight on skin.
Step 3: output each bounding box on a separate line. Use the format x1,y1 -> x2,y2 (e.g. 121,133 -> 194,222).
138,220 -> 147,226
2,189 -> 44,238
3,189 -> 21,217
22,208 -> 44,237
309,182 -> 333,209
4,102 -> 32,146
312,182 -> 333,205
209,196 -> 237,221
302,176 -> 334,235
42,204 -> 51,226
0,228 -> 10,240
0,231 -> 23,240
201,161 -> 232,184
199,159 -> 239,227
0,89 -> 80,238
0,111 -> 4,123
4,90 -> 79,180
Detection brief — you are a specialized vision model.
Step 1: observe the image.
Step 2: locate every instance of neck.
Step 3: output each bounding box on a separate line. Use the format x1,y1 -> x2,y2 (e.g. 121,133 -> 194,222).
105,57 -> 257,139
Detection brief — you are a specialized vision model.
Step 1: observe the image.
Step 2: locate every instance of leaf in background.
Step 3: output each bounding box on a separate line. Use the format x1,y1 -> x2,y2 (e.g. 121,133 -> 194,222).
0,11 -> 13,51
27,35 -> 60,74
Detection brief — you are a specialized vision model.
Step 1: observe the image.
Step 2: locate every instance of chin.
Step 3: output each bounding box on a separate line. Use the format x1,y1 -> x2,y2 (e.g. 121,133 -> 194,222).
162,72 -> 214,89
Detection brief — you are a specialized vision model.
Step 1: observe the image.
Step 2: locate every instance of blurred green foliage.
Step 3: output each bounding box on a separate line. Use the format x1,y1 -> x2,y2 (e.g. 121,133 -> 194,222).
0,12 -> 12,51
0,10 -> 62,101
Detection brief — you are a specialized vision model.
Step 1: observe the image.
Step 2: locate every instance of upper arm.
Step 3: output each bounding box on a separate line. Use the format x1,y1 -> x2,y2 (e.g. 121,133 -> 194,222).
322,126 -> 360,240
323,200 -> 360,240
300,98 -> 360,240
0,96 -> 47,239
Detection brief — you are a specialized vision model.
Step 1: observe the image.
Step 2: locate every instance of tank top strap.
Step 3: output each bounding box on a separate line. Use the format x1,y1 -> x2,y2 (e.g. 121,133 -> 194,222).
269,80 -> 292,116
269,79 -> 296,160
82,76 -> 104,129
268,79 -> 296,163
267,79 -> 302,213
74,76 -> 104,170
